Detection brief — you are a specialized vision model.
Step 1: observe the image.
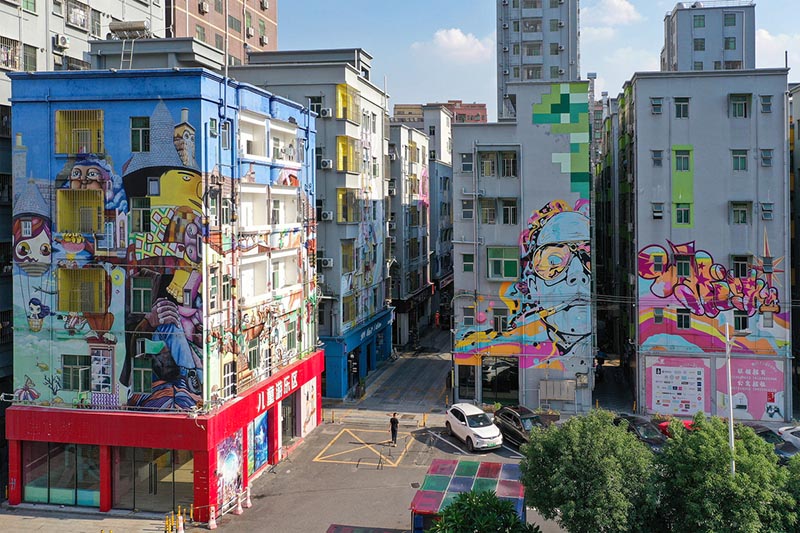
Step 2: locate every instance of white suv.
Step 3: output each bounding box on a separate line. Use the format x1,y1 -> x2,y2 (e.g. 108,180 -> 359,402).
445,403 -> 503,452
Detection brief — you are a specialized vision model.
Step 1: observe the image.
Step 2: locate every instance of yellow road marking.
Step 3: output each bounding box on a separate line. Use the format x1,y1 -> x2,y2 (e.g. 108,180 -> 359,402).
313,428 -> 412,467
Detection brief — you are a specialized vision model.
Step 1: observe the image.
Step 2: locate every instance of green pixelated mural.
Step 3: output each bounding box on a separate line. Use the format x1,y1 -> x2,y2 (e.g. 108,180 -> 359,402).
532,83 -> 590,199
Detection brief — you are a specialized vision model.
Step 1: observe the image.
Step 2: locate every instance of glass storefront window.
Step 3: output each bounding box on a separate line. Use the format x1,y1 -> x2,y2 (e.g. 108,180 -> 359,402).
77,444 -> 101,506
112,446 -> 193,513
22,441 -> 48,503
457,365 -> 476,401
22,442 -> 99,507
481,357 -> 519,404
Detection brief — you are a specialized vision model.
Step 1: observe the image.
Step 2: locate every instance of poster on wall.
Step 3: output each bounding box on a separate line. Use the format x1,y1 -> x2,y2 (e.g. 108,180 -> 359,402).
247,412 -> 269,475
301,380 -> 317,436
646,356 -> 710,416
715,358 -> 785,421
217,430 -> 243,509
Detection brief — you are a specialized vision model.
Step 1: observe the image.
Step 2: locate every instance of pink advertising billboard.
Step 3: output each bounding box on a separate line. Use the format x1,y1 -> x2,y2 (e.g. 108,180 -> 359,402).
715,358 -> 785,422
646,356 -> 711,416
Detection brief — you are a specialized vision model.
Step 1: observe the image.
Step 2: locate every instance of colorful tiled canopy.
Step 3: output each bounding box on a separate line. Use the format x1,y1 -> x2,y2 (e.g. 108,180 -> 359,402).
410,459 -> 525,516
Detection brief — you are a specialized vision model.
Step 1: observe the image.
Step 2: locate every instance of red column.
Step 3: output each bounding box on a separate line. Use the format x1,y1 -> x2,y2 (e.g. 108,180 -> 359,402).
316,374 -> 323,426
99,445 -> 111,512
7,439 -> 21,505
193,448 -> 217,523
268,406 -> 280,465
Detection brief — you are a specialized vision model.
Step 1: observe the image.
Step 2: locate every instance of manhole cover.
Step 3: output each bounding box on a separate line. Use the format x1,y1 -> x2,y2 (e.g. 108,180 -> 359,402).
401,414 -> 415,420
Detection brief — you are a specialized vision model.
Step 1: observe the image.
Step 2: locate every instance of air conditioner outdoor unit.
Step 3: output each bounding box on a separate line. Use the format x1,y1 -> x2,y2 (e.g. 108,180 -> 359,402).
318,274 -> 325,285
55,34 -> 71,49
389,236 -> 396,244
502,46 -> 509,52
260,0 -> 269,9
320,211 -> 334,221
198,1 -> 209,14
503,69 -> 510,75
503,94 -> 510,99
319,108 -> 333,118
320,159 -> 334,169
558,68 -> 566,74
558,45 -> 565,51
388,221 -> 396,230
259,35 -> 269,46
388,186 -> 396,196
558,21 -> 565,27
389,153 -> 397,160
320,258 -> 334,268
502,23 -> 509,29
502,0 -> 509,4
246,27 -> 255,38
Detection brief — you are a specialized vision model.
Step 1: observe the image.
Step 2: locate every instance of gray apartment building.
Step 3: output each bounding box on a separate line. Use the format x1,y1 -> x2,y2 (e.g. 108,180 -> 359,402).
230,49 -> 394,399
608,68 -> 792,422
387,124 -> 431,345
496,0 -> 580,119
451,80 -> 592,412
660,0 -> 755,73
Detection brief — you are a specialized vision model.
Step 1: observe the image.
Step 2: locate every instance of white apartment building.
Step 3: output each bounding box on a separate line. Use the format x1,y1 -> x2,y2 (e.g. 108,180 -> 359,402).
660,0 -> 755,72
496,0 -> 580,118
230,49 -> 394,399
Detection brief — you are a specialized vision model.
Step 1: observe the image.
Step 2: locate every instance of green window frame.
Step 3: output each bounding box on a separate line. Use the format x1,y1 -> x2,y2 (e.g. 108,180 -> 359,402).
463,253 -> 474,272
131,277 -> 152,314
487,247 -> 519,279
675,203 -> 691,225
732,150 -> 747,171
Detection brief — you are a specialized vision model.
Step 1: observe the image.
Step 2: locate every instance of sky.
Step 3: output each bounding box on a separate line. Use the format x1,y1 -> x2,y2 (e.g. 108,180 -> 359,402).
279,0 -> 800,121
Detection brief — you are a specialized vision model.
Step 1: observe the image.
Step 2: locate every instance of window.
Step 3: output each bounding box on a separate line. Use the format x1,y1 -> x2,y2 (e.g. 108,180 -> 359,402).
247,338 -> 260,372
549,19 -> 559,32
130,197 -> 151,232
677,309 -> 691,329
524,66 -> 543,80
675,150 -> 690,171
90,9 -> 101,36
479,153 -> 496,177
730,94 -> 748,118
761,202 -> 774,220
209,270 -> 218,309
524,42 -> 542,56
501,152 -> 517,177
130,117 -> 150,153
512,43 -> 520,56
62,355 -> 91,391
724,37 -> 736,50
675,203 -> 691,225
341,239 -> 355,272
228,15 -> 242,33
494,308 -> 509,332
195,25 -> 206,42
651,202 -> 664,219
714,61 -> 722,70
652,150 -> 663,167
760,95 -> 772,113
222,361 -> 236,398
271,199 -> 281,225
654,308 -> 664,324
53,0 -> 62,15
428,125 -> 436,136
732,255 -> 750,278
653,255 -> 664,272
675,98 -> 689,118
463,307 -> 475,327
724,13 -> 736,26
286,319 -> 296,352
460,153 -> 473,173
734,311 -> 748,332
463,253 -> 474,273
760,149 -> 773,167
693,38 -> 705,51
762,256 -> 774,274
336,188 -> 360,223
480,198 -> 496,224
131,276 -> 152,313
763,312 -> 774,328
549,0 -> 559,7
132,358 -> 152,393
56,110 -> 104,154
57,267 -> 105,313
724,60 -> 742,70
308,96 -> 323,115
731,202 -> 749,224
461,199 -> 474,219
22,44 -> 36,72
693,14 -> 705,27
65,0 -> 89,30
56,189 -> 102,232
513,20 -> 520,32
675,255 -> 691,277
258,19 -> 266,37
693,61 -> 703,71
550,66 -> 561,78
221,121 -> 231,150
215,33 -> 224,50
21,219 -> 32,237
522,18 -> 542,33
487,247 -> 518,279
501,199 -> 518,224
549,43 -> 560,55
732,150 -> 747,171
222,274 -> 231,301
650,97 -> 663,114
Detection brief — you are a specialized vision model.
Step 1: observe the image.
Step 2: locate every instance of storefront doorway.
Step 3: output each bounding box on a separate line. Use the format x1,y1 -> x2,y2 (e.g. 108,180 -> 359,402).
281,393 -> 297,446
112,447 -> 193,513
456,365 -> 476,401
481,357 -> 519,404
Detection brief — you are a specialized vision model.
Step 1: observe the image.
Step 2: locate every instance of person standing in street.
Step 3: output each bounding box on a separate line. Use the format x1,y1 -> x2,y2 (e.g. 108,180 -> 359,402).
390,412 -> 399,446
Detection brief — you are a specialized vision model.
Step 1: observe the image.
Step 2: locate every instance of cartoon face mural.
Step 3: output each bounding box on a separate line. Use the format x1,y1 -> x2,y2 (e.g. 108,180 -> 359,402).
455,200 -> 592,371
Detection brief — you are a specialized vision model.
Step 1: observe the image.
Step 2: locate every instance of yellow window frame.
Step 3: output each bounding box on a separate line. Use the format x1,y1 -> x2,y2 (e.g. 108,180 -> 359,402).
55,109 -> 104,154
56,189 -> 103,233
57,267 -> 106,313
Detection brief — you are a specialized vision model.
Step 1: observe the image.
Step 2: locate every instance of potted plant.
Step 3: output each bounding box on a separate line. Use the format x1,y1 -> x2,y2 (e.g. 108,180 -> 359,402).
534,407 -> 561,425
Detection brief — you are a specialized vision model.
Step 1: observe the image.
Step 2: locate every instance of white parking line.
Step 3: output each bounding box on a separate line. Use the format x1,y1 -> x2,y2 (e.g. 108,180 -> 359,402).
502,444 -> 524,458
428,430 -> 466,454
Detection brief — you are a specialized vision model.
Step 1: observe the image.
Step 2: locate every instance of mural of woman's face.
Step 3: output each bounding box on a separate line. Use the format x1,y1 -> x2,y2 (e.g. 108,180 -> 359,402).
70,163 -> 107,192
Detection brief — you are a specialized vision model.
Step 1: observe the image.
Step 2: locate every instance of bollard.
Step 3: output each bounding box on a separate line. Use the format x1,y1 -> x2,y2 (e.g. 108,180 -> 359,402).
244,486 -> 252,508
208,505 -> 218,530
423,413 -> 427,427
633,400 -> 636,412
176,515 -> 185,533
332,410 -> 335,423
233,491 -> 244,515
596,399 -> 599,409
189,504 -> 195,524
164,516 -> 170,533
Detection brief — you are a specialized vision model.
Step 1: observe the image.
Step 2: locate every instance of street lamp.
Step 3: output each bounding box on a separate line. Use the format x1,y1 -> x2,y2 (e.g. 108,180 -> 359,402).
724,323 -> 750,477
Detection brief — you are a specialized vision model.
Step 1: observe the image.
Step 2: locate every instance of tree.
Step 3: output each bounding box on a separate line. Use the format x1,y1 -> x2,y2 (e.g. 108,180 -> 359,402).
653,413 -> 796,533
426,490 -> 540,533
520,409 -> 654,533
